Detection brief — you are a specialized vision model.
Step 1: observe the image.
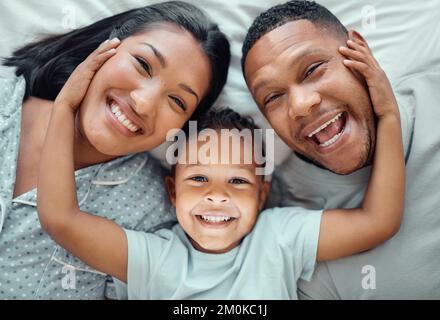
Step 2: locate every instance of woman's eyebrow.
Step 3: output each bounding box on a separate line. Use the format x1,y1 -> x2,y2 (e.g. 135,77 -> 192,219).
179,84 -> 199,104
142,42 -> 167,68
141,42 -> 199,103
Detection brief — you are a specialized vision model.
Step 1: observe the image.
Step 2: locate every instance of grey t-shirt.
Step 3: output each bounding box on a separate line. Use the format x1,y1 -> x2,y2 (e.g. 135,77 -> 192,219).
268,69 -> 440,299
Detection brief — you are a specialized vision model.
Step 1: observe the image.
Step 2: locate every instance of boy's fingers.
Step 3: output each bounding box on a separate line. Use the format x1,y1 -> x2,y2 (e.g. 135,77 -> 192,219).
343,59 -> 370,76
96,37 -> 121,54
339,46 -> 365,62
82,40 -> 120,72
346,39 -> 369,55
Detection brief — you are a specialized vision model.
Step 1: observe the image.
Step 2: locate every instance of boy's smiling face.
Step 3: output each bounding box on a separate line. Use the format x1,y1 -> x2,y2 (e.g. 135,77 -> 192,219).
165,131 -> 270,254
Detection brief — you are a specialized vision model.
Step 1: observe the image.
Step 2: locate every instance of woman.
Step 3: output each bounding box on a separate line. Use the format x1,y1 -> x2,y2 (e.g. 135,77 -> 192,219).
0,1 -> 230,299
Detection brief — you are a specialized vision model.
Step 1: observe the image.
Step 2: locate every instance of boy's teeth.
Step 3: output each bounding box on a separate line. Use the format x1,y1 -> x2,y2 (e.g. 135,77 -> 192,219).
200,215 -> 232,223
110,103 -> 140,133
308,112 -> 343,138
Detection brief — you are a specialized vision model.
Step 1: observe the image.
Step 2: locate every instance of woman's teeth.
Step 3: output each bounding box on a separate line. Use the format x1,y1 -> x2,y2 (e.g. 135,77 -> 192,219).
110,104 -> 140,133
200,215 -> 233,223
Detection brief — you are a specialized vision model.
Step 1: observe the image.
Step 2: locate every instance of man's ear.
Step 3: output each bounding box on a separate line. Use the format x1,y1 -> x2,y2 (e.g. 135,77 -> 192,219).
258,180 -> 271,211
165,176 -> 177,207
348,29 -> 367,44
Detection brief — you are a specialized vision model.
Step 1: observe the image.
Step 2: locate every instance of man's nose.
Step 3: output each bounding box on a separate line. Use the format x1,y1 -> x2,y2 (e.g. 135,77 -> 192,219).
287,86 -> 321,119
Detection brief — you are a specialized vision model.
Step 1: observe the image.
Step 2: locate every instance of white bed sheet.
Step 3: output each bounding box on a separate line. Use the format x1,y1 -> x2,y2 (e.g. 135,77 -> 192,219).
1,0 -> 439,164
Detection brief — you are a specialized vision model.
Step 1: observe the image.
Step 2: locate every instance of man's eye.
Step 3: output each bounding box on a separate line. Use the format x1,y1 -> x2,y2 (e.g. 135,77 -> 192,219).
304,62 -> 324,79
136,57 -> 152,77
229,178 -> 249,185
190,176 -> 207,183
264,93 -> 283,106
170,96 -> 187,111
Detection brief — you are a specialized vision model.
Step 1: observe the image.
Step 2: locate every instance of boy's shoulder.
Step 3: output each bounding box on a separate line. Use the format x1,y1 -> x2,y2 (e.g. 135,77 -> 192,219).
258,206 -> 323,225
251,206 -> 323,244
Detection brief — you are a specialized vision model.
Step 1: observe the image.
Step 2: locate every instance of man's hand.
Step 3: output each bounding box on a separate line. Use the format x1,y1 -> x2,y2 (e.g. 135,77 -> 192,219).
54,37 -> 121,111
339,31 -> 399,119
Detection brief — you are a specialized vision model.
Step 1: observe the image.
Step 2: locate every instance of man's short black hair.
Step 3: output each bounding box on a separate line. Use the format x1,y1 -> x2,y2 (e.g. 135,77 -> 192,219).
241,0 -> 348,74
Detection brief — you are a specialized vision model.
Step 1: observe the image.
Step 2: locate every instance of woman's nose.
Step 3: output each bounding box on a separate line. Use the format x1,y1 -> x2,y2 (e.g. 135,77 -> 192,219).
130,87 -> 159,122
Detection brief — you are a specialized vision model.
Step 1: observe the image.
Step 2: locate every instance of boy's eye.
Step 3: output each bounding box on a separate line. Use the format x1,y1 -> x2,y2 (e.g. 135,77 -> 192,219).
190,176 -> 208,183
136,57 -> 152,77
229,178 -> 249,185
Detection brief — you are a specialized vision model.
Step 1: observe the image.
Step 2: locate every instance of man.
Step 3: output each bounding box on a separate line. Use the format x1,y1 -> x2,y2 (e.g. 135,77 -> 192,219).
242,0 -> 440,299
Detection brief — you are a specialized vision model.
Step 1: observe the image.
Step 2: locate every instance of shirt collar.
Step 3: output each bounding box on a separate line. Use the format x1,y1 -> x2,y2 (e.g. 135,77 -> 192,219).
12,153 -> 150,207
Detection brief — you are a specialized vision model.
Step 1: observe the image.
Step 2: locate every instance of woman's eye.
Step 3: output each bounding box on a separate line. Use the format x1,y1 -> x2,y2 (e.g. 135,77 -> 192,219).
229,178 -> 249,185
170,96 -> 187,111
304,62 -> 324,79
190,176 -> 207,183
136,57 -> 152,77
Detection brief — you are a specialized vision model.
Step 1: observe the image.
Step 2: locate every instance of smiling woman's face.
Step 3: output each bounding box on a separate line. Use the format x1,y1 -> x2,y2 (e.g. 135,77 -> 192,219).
77,23 -> 211,156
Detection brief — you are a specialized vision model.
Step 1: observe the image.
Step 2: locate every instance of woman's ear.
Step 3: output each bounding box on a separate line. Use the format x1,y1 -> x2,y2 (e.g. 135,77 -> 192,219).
258,180 -> 271,211
165,176 -> 177,207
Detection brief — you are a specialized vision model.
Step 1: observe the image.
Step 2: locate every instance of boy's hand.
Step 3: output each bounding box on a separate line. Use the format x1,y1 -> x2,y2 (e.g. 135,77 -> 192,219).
54,38 -> 121,112
339,31 -> 398,119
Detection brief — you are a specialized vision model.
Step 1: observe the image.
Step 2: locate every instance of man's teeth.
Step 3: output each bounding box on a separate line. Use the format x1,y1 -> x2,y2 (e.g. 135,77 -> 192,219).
320,131 -> 343,147
308,112 -> 343,138
110,104 -> 140,133
200,215 -> 233,223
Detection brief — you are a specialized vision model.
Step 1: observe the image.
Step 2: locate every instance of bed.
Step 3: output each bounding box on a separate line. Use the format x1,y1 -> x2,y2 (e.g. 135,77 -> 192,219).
1,0 -> 439,164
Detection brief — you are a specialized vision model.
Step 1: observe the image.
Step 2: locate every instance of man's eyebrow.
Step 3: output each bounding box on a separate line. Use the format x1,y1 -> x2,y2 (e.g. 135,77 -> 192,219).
179,84 -> 199,104
142,43 -> 167,68
252,48 -> 327,96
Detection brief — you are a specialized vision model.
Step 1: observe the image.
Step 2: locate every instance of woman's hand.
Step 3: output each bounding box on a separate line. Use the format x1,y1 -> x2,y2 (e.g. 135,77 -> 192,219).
339,31 -> 399,120
54,38 -> 121,112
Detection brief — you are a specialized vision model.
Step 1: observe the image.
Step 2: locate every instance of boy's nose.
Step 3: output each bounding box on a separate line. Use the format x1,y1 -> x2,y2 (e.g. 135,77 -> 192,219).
205,193 -> 229,204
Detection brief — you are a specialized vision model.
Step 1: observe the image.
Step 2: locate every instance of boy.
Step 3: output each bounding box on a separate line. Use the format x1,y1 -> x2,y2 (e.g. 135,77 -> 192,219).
37,37 -> 405,299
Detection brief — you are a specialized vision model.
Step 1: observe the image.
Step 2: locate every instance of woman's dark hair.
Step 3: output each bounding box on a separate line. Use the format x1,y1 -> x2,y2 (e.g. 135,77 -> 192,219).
3,1 -> 230,119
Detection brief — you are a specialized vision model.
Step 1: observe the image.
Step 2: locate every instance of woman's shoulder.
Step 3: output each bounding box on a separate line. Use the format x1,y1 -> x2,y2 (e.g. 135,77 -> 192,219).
0,74 -> 25,90
0,75 -> 26,116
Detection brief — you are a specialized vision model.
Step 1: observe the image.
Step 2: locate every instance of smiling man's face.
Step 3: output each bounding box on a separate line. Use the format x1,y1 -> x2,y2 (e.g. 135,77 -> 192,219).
244,20 -> 376,174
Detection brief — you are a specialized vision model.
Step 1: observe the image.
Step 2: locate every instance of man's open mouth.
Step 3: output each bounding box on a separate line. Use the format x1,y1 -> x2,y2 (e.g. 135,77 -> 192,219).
306,112 -> 347,148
